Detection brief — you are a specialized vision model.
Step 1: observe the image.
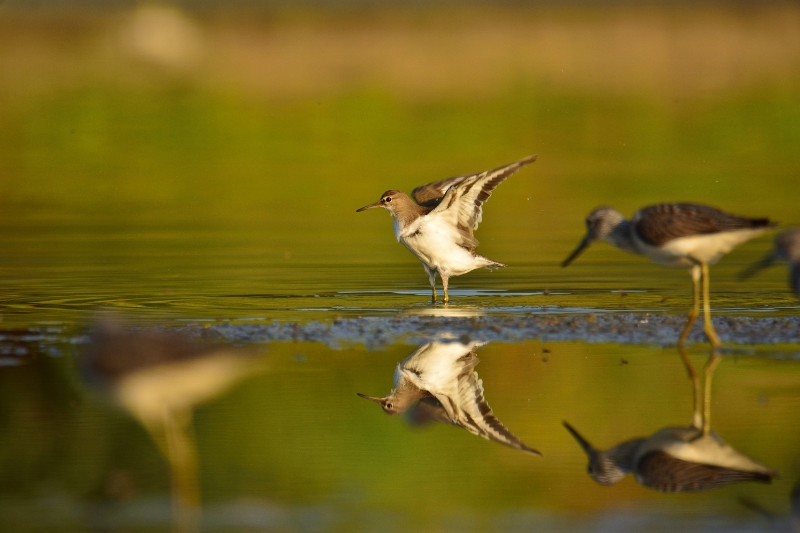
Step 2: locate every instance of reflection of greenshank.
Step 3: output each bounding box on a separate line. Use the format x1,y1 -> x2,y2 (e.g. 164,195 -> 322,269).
740,228 -> 800,298
357,340 -> 540,455
83,320 -> 267,533
356,155 -> 537,303
563,350 -> 779,492
562,203 -> 776,347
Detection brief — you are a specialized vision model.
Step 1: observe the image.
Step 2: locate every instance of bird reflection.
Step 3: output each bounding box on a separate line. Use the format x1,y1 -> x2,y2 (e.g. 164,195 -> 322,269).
564,349 -> 779,492
358,340 -> 541,455
82,319 -> 268,533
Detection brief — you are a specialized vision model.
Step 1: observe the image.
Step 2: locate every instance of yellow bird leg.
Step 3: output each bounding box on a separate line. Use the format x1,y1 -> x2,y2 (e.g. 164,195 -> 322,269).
701,262 -> 721,348
679,265 -> 701,348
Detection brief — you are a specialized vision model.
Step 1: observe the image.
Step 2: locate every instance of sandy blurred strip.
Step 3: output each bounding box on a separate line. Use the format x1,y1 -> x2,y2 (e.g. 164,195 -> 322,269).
1,4 -> 799,99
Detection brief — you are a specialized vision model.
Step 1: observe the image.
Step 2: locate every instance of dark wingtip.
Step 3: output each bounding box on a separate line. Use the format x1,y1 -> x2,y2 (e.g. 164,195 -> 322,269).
752,470 -> 779,483
752,218 -> 779,229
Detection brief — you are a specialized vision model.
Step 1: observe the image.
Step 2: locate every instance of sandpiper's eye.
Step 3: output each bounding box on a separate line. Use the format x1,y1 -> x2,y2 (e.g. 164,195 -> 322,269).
385,402 -> 393,409
385,197 -> 392,203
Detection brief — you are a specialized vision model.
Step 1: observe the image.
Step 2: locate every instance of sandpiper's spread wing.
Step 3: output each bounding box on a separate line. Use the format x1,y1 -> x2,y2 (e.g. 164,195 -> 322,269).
435,350 -> 540,455
428,155 -> 537,239
636,451 -> 775,492
411,175 -> 473,209
634,203 -> 774,247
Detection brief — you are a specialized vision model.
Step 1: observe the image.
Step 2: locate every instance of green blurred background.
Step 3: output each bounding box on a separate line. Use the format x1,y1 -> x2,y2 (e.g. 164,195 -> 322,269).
1,1 -> 799,326
1,3 -> 800,531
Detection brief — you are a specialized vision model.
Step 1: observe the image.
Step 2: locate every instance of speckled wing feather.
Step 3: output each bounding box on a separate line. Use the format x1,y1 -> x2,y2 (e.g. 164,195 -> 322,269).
634,203 -> 774,247
411,175 -> 473,209
428,155 -> 537,238
435,350 -> 541,455
636,451 -> 774,492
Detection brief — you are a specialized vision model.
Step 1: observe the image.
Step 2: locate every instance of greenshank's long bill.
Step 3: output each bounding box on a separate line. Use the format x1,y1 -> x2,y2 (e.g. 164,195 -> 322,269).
561,203 -> 776,347
357,340 -> 540,455
357,155 -> 537,303
739,227 -> 800,298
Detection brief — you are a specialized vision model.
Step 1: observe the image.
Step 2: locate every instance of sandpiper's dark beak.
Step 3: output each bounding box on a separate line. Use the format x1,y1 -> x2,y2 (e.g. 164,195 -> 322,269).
356,200 -> 382,212
357,392 -> 384,404
563,421 -> 597,456
738,251 -> 778,280
561,234 -> 593,267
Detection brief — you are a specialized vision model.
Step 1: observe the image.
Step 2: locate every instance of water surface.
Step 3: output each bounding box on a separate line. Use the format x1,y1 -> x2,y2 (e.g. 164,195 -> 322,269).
1,5 -> 799,532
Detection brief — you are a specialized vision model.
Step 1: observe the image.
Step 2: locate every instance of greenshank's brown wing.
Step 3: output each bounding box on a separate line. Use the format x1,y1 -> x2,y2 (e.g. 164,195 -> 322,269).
435,349 -> 541,456
636,451 -> 776,492
634,203 -> 775,247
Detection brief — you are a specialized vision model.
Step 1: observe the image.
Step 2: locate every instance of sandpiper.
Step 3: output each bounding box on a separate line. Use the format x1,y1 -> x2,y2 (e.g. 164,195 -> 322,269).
356,155 -> 537,303
739,227 -> 800,298
561,203 -> 776,347
357,340 -> 540,455
563,349 -> 779,492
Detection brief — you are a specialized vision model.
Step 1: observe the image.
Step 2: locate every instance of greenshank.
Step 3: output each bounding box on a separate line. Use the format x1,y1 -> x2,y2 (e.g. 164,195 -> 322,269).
562,203 -> 776,347
357,340 -> 540,455
356,155 -> 537,303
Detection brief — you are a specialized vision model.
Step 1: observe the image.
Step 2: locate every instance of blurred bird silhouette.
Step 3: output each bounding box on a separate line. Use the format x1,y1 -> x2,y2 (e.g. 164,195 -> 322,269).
82,319 -> 268,533
740,227 -> 800,299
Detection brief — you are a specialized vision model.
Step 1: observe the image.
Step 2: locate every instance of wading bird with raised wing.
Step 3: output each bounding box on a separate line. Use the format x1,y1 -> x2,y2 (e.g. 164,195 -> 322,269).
357,155 -> 537,303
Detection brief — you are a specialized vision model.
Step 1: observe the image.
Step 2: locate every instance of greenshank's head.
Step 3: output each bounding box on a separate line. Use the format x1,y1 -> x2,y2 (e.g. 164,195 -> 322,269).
562,206 -> 625,267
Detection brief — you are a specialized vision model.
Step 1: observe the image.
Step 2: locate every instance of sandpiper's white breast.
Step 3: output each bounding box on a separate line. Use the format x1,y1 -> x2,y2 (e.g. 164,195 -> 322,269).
397,216 -> 484,276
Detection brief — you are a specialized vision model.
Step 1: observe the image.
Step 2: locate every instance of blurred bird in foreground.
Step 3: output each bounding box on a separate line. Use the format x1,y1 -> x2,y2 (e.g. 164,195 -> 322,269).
357,340 -> 540,455
562,203 -> 776,347
356,155 -> 537,303
739,227 -> 800,299
563,349 -> 779,492
82,319 -> 268,533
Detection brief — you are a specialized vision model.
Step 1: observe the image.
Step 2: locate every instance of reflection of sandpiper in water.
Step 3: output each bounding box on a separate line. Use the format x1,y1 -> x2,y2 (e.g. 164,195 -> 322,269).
564,349 -> 779,492
82,319 -> 268,533
356,156 -> 536,304
358,340 -> 540,455
562,203 -> 776,348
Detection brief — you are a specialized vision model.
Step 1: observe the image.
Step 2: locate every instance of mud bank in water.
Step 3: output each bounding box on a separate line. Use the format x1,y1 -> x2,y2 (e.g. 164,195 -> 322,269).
188,313 -> 800,350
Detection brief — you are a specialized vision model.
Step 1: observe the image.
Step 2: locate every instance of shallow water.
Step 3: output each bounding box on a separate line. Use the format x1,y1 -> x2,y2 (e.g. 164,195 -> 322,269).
2,332 -> 799,533
2,5 -> 800,532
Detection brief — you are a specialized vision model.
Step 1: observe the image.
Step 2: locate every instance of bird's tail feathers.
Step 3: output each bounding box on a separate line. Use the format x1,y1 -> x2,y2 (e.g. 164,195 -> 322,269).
475,254 -> 506,269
